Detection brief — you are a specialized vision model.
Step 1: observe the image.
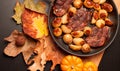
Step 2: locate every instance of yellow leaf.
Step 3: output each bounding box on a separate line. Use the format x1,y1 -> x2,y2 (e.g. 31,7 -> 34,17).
12,2 -> 24,24
22,9 -> 48,39
32,15 -> 48,38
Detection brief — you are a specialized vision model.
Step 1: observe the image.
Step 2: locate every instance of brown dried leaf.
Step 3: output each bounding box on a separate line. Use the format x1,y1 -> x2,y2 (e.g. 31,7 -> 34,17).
4,30 -> 70,71
28,39 -> 46,71
12,2 -> 24,24
44,36 -> 66,70
4,30 -> 37,64
28,36 -> 66,71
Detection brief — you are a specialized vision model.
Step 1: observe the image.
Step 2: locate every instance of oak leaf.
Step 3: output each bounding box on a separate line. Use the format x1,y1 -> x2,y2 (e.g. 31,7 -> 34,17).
4,30 -> 37,63
12,2 -> 24,24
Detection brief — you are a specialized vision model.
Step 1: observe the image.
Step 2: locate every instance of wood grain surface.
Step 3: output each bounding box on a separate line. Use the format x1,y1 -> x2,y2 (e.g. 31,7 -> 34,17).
114,0 -> 120,14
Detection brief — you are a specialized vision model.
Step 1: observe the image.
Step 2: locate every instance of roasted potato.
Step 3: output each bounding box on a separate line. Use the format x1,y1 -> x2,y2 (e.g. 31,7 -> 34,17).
93,0 -> 100,3
53,28 -> 62,37
91,11 -> 99,24
81,43 -> 91,53
68,6 -> 77,16
96,19 -> 105,28
63,34 -> 73,44
99,0 -> 106,4
101,3 -> 113,12
73,0 -> 83,8
69,44 -> 82,51
99,9 -> 108,19
91,17 -> 96,24
84,0 -> 94,8
84,26 -> 92,36
71,31 -> 84,38
61,13 -> 69,24
105,18 -> 113,26
61,25 -> 72,34
94,3 -> 101,11
52,17 -> 62,28
73,38 -> 85,45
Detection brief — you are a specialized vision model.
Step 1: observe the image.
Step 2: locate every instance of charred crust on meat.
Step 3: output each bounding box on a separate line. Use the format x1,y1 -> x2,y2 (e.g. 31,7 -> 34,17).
53,0 -> 73,16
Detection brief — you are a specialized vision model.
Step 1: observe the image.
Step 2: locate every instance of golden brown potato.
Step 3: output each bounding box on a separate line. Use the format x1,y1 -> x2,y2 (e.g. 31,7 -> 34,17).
99,9 -> 108,19
84,0 -> 94,8
52,17 -> 62,28
101,3 -> 113,12
63,34 -> 73,44
96,19 -> 105,28
61,25 -> 72,34
91,17 -> 96,24
105,18 -> 113,26
99,0 -> 106,4
68,6 -> 77,16
69,44 -> 82,51
53,28 -> 62,37
81,43 -> 91,53
94,3 -> 101,11
84,26 -> 92,36
73,38 -> 85,45
93,0 -> 100,3
91,11 -> 99,24
73,0 -> 83,8
61,13 -> 69,24
71,31 -> 84,38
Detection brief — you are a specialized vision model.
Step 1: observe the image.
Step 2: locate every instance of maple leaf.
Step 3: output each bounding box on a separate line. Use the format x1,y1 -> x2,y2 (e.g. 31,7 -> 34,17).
21,9 -> 48,39
12,2 -> 24,24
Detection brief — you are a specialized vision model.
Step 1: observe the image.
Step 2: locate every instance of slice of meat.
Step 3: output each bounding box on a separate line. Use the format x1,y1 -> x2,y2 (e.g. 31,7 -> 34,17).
67,7 -> 92,31
85,26 -> 110,47
53,0 -> 73,16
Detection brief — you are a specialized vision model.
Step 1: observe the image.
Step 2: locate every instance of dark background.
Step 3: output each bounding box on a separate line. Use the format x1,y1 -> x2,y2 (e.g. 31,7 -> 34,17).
0,0 -> 120,71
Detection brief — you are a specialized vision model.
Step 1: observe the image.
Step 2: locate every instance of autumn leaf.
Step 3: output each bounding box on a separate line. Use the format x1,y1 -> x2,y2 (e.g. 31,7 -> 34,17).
24,0 -> 47,14
21,9 -> 48,39
12,0 -> 47,25
12,2 -> 24,24
4,30 -> 37,63
28,36 -> 66,71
